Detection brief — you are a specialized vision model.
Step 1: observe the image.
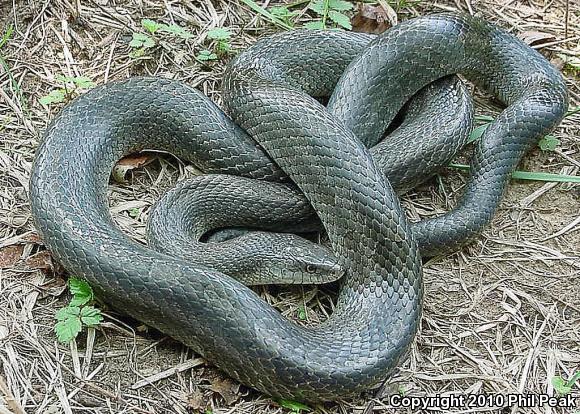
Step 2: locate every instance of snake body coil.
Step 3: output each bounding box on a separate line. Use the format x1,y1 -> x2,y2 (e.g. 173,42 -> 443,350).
30,13 -> 567,400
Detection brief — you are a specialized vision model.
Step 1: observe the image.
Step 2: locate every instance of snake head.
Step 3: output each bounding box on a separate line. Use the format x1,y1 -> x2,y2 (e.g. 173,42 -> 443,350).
247,232 -> 343,285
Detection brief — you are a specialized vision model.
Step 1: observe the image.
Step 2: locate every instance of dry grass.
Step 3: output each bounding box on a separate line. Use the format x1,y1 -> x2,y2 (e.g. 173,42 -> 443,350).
0,0 -> 579,413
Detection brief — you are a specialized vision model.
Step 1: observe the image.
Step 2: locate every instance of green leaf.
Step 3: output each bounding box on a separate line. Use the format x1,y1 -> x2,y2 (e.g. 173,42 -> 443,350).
216,40 -> 231,54
278,399 -> 311,412
55,317 -> 82,343
55,75 -> 76,84
328,0 -> 354,11
449,163 -> 580,183
239,0 -> 293,30
308,0 -> 325,15
196,50 -> 218,61
129,48 -> 147,58
467,123 -> 489,143
552,376 -> 572,395
304,20 -> 326,29
557,53 -> 580,72
0,25 -> 13,49
55,306 -> 80,321
72,76 -> 95,89
141,19 -> 162,34
475,115 -> 494,122
538,135 -> 559,151
161,24 -> 194,39
80,306 -> 103,327
54,306 -> 82,343
69,278 -> 93,306
206,28 -> 231,41
39,89 -> 66,105
269,6 -> 295,18
297,307 -> 306,320
328,10 -> 351,29
129,33 -> 155,49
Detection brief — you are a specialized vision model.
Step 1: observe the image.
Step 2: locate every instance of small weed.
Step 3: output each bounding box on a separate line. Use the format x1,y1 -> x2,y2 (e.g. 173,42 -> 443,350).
55,278 -> 103,343
306,0 -> 354,30
469,113 -> 572,152
552,371 -> 580,396
0,25 -> 27,108
558,53 -> 580,74
39,75 -> 95,106
269,6 -> 299,27
128,207 -> 141,218
537,135 -> 560,151
196,28 -> 233,62
129,19 -> 193,58
240,0 -> 294,30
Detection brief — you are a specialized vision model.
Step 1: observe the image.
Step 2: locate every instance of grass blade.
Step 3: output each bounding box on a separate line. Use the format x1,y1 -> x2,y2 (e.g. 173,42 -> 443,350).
448,163 -> 580,183
239,0 -> 294,30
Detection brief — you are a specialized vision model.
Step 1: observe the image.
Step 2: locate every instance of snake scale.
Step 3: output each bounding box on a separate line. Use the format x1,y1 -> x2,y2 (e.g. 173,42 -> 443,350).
30,13 -> 567,401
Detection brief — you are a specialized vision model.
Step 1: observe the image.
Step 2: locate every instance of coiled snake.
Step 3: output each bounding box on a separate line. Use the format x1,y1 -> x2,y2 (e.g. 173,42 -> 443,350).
30,13 -> 568,401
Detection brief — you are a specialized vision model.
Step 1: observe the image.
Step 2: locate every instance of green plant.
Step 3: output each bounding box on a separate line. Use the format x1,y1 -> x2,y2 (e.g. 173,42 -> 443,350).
39,75 -> 95,105
196,28 -> 233,62
278,399 -> 311,413
129,19 -> 193,58
240,0 -> 294,30
269,6 -> 299,27
448,163 -> 580,183
297,306 -> 307,320
1,25 -> 27,108
557,53 -> 580,73
537,135 -> 560,151
306,0 -> 354,30
552,371 -> 580,396
468,112 -> 576,152
55,278 -> 103,343
128,207 -> 141,218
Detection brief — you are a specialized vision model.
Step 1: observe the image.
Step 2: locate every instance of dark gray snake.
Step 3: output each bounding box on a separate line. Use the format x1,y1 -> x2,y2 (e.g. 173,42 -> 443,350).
30,13 -> 568,401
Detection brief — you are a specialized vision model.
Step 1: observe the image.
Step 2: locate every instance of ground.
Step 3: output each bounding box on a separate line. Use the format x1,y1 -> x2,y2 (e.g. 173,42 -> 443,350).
0,0 -> 578,413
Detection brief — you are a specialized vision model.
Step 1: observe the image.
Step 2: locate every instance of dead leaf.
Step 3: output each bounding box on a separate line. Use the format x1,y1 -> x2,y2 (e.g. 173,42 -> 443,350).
518,31 -> 556,47
551,55 -> 565,71
0,245 -> 24,268
186,388 -> 208,412
112,153 -> 156,183
352,3 -> 396,34
22,232 -> 43,244
208,377 -> 240,405
39,276 -> 68,298
24,250 -> 53,271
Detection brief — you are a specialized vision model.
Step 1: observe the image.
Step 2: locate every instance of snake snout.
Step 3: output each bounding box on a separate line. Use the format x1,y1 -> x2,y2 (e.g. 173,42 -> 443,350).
282,242 -> 344,285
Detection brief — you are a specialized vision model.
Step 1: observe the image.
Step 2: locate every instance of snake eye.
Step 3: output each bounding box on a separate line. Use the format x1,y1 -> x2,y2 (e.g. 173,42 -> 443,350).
306,264 -> 317,274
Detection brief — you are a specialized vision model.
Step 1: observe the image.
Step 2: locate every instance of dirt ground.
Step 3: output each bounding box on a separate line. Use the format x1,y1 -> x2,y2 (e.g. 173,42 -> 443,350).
0,0 -> 578,413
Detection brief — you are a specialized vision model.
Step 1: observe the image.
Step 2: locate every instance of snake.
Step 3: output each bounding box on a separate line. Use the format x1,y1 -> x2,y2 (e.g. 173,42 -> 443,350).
30,13 -> 568,401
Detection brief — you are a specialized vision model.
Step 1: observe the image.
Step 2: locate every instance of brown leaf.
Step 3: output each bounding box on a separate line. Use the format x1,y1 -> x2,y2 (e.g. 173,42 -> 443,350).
208,377 -> 240,405
518,31 -> 556,47
112,153 -> 156,183
39,276 -> 68,298
22,232 -> 43,244
550,55 -> 565,71
24,250 -> 53,271
352,3 -> 396,34
186,388 -> 208,412
0,245 -> 24,268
